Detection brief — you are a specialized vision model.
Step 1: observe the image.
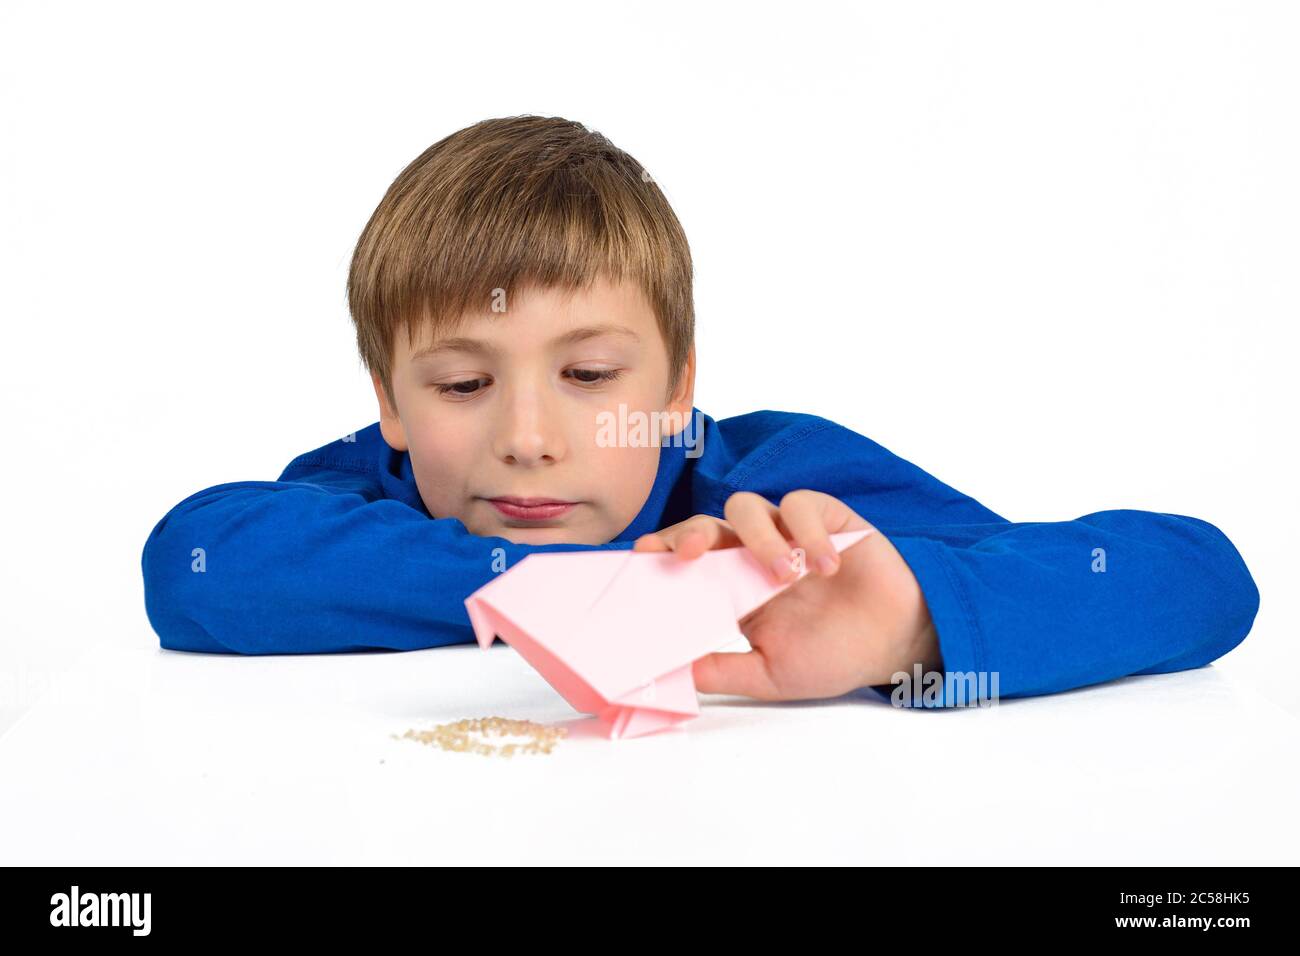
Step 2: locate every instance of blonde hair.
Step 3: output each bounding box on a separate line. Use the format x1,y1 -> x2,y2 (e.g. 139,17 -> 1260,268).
347,115 -> 695,411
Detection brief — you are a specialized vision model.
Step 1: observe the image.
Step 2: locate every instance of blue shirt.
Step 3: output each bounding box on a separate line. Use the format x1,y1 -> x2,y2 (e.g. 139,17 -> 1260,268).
140,407 -> 1260,706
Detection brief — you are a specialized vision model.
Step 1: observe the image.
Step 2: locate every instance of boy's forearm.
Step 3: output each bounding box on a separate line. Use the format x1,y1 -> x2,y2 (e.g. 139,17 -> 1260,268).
886,509 -> 1260,703
141,479 -> 624,655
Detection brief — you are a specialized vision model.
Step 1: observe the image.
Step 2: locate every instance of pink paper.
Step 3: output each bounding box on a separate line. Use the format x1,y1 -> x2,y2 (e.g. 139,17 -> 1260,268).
463,528 -> 875,739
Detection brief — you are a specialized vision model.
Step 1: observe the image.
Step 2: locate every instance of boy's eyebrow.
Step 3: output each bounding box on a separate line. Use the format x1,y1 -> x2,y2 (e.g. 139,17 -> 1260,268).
410,323 -> 641,361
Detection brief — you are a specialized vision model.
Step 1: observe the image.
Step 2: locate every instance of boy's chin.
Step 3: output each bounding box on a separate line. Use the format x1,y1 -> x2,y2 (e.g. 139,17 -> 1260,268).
486,523 -> 608,547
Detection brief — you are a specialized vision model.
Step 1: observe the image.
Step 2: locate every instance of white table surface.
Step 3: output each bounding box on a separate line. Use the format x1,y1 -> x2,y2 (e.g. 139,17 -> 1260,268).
1,641 -> 1297,865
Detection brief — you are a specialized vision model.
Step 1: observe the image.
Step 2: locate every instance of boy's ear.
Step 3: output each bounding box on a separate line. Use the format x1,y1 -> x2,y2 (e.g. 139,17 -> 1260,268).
664,344 -> 697,431
371,373 -> 409,452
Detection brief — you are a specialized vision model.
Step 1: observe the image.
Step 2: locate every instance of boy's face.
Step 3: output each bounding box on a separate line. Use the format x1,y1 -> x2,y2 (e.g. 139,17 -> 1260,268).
373,275 -> 695,545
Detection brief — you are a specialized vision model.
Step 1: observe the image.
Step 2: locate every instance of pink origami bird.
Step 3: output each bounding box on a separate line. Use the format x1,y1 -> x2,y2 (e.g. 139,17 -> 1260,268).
463,528 -> 875,739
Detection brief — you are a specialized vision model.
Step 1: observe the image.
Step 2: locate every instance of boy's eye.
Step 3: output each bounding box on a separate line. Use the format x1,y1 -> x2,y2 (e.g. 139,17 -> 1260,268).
565,368 -> 623,386
435,378 -> 489,396
433,369 -> 622,397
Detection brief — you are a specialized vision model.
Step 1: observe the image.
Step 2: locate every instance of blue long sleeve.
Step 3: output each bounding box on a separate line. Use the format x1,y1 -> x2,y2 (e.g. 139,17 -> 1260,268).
142,475 -> 624,655
715,414 -> 1261,704
139,422 -> 685,655
885,512 -> 1259,704
142,409 -> 1261,705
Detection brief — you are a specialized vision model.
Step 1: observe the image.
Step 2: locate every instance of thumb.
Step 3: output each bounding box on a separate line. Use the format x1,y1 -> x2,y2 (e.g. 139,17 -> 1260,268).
693,650 -> 782,701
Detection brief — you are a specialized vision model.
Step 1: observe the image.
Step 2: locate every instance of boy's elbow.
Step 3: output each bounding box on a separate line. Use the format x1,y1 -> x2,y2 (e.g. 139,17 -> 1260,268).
1217,535 -> 1261,654
140,515 -> 233,654
1180,515 -> 1259,625
1128,514 -> 1259,678
1170,513 -> 1261,661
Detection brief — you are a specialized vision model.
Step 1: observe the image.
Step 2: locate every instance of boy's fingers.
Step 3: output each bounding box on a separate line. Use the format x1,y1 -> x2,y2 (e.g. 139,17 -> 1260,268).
692,650 -> 783,701
672,518 -> 742,558
724,492 -> 799,584
633,533 -> 669,552
674,527 -> 710,559
634,518 -> 739,558
779,490 -> 852,576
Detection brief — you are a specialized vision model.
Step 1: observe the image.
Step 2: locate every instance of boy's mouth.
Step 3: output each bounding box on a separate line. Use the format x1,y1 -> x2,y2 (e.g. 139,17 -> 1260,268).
485,496 -> 579,521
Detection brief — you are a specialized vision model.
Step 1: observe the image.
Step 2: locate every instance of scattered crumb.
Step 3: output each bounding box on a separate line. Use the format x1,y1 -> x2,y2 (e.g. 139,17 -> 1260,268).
393,716 -> 567,757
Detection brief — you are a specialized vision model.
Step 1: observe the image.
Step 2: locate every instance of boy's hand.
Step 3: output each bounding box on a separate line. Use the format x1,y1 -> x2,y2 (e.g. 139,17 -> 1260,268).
634,490 -> 942,701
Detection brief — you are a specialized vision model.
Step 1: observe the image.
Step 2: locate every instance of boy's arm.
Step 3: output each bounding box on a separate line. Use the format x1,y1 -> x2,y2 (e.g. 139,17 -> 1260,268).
879,511 -> 1260,703
728,419 -> 1261,702
140,457 -> 624,655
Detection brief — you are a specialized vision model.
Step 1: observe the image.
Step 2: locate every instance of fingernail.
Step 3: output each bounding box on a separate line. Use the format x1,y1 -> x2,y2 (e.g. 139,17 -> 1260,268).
770,554 -> 792,581
818,554 -> 840,575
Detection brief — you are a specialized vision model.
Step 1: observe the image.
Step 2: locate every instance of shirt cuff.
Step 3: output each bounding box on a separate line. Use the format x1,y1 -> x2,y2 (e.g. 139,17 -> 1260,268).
867,535 -> 988,708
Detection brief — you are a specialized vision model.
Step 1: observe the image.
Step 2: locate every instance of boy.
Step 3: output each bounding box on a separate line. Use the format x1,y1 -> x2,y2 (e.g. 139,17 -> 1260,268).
141,115 -> 1260,708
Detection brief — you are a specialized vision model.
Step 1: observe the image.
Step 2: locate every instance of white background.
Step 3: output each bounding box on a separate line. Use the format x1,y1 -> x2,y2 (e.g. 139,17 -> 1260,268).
1,0 -> 1296,737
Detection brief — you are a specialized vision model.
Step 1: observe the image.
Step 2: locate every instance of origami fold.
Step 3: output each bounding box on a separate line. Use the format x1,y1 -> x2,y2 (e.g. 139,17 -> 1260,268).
463,528 -> 876,739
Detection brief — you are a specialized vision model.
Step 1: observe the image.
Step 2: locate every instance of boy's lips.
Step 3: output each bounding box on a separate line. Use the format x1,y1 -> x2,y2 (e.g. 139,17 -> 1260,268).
486,496 -> 579,521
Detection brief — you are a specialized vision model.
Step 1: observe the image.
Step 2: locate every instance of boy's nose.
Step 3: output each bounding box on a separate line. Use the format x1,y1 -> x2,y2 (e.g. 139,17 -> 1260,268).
493,391 -> 567,465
